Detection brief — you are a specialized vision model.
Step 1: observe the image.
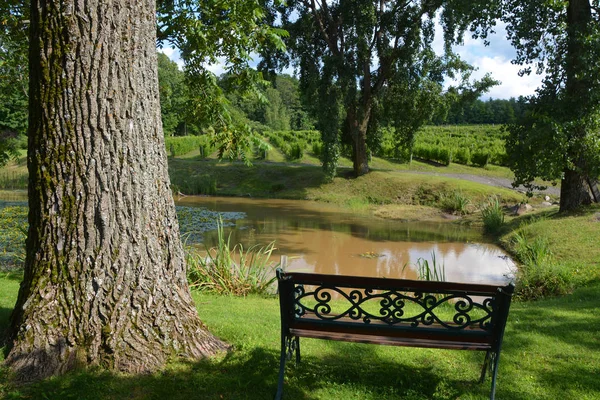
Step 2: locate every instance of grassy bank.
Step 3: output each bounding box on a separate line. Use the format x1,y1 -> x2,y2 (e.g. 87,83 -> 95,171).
500,205 -> 600,296
168,158 -> 528,211
1,275 -> 599,399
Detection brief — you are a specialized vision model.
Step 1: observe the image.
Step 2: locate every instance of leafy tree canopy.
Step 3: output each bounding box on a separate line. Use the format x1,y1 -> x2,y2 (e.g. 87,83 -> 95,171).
156,0 -> 287,130
502,0 -> 600,210
261,0 -> 499,178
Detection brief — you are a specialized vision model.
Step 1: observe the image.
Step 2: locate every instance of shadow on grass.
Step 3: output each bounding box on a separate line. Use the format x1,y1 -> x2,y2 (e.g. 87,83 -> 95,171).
2,347 -> 281,400
2,345 -> 486,400
499,283 -> 600,399
303,341 -> 486,400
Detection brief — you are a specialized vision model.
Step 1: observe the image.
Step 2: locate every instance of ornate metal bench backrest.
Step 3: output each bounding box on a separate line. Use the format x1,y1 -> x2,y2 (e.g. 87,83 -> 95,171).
275,269 -> 514,400
277,269 -> 514,350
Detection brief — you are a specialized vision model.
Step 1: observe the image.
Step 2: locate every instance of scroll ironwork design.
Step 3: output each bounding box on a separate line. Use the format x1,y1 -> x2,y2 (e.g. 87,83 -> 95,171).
293,284 -> 495,331
284,335 -> 297,361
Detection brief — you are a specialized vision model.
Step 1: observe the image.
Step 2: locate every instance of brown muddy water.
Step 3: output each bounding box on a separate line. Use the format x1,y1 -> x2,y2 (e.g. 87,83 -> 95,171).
176,196 -> 516,285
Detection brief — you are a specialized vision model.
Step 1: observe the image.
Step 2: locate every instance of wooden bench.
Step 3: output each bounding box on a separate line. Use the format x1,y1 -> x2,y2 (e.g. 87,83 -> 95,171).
275,268 -> 514,400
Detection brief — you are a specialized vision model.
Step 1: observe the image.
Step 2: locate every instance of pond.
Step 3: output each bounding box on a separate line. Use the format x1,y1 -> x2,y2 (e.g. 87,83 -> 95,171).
176,196 -> 516,285
0,191 -> 515,284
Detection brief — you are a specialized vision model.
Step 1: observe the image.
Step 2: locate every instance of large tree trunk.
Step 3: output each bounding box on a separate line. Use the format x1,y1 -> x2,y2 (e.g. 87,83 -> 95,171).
352,126 -> 370,177
6,0 -> 228,381
347,104 -> 371,177
560,168 -> 591,211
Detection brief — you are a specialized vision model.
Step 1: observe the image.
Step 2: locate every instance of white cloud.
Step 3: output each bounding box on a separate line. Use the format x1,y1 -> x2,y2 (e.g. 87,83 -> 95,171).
447,22 -> 543,99
205,57 -> 228,76
468,56 -> 541,99
158,46 -> 185,70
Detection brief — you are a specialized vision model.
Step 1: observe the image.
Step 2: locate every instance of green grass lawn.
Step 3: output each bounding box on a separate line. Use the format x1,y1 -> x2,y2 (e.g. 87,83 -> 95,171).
1,277 -> 599,399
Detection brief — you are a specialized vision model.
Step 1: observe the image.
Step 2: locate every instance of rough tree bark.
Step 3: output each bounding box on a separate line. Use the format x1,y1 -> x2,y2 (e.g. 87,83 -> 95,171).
6,0 -> 228,381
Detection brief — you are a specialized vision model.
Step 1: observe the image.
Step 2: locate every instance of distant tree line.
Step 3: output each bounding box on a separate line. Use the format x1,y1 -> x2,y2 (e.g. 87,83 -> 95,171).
432,97 -> 529,125
156,54 -> 314,136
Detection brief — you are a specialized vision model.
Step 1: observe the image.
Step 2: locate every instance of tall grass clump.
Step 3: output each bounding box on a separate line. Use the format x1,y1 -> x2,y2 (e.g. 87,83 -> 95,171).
440,191 -> 471,215
405,251 -> 446,282
512,231 -> 551,266
481,197 -> 504,233
186,220 -> 277,295
510,231 -> 574,300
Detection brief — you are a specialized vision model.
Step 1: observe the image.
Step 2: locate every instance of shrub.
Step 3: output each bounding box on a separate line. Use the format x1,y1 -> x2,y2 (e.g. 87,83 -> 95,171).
490,151 -> 509,166
436,147 -> 451,165
286,141 -> 304,160
186,219 -> 278,296
173,176 -> 217,195
413,145 -> 451,165
312,141 -> 323,157
481,197 -> 505,233
254,141 -> 271,160
516,262 -> 574,300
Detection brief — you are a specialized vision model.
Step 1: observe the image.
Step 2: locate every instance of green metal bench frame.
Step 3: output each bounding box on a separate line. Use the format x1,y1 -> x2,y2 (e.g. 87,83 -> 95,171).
275,268 -> 514,400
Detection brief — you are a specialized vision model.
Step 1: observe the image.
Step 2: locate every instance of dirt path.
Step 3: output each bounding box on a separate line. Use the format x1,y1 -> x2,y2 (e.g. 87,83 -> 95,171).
402,171 -> 561,197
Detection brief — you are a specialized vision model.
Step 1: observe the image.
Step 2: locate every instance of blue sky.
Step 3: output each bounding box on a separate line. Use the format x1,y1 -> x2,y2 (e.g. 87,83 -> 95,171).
160,21 -> 543,101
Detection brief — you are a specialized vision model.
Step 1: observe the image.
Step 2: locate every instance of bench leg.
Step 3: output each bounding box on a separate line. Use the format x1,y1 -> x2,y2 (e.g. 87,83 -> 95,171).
276,335 -> 301,399
275,335 -> 288,400
479,350 -> 491,383
490,352 -> 501,400
295,336 -> 301,365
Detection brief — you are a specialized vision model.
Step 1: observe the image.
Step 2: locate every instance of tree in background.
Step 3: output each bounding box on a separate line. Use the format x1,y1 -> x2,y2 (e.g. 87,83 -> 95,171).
223,74 -> 314,132
265,0 -> 499,179
157,52 -> 190,136
503,0 -> 600,211
379,54 -> 498,162
157,0 -> 286,155
0,0 -> 28,165
431,97 -> 527,125
6,0 -> 228,380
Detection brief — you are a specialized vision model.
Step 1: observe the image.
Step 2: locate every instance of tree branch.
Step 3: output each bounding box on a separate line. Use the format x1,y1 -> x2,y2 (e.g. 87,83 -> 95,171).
303,0 -> 340,56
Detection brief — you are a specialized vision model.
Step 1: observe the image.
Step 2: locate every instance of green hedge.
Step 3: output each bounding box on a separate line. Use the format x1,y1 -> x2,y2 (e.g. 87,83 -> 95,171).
165,136 -> 213,157
413,145 -> 451,165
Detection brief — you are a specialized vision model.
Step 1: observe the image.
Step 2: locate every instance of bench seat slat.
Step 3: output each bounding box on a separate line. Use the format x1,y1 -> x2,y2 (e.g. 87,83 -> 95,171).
290,320 -> 493,344
289,328 -> 492,350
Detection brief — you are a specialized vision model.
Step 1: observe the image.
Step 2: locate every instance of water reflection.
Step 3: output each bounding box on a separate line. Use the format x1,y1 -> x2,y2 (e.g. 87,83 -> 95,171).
177,196 -> 516,285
